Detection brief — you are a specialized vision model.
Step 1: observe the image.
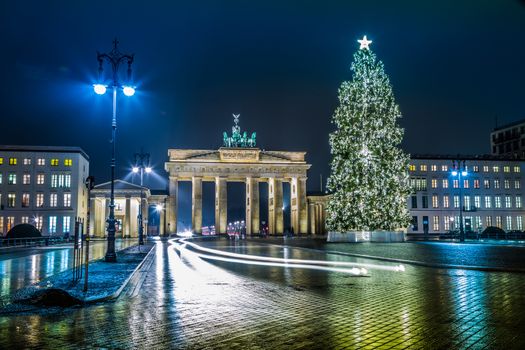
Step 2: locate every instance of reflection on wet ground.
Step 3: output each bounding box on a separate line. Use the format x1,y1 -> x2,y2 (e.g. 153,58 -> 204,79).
0,239 -> 136,299
1,237 -> 525,349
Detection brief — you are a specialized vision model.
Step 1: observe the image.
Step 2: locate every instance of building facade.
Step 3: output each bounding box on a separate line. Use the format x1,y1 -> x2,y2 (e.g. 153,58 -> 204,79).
491,119 -> 525,158
408,155 -> 524,236
0,145 -> 89,236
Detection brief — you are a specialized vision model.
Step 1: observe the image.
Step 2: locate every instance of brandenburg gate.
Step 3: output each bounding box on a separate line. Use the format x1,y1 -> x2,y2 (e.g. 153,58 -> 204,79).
164,115 -> 311,235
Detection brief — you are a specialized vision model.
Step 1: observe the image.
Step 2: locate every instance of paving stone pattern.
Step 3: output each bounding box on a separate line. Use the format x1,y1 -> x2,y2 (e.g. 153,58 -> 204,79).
1,239 -> 524,349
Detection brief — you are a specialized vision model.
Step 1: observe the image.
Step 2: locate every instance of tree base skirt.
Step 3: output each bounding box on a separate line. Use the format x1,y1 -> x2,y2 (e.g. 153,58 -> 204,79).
327,231 -> 406,243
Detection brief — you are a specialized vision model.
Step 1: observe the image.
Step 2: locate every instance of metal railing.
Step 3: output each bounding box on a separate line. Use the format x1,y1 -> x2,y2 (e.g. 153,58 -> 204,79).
0,236 -> 68,248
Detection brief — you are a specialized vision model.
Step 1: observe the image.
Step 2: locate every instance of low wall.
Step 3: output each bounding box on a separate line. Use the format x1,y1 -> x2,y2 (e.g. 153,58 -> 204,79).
327,231 -> 405,243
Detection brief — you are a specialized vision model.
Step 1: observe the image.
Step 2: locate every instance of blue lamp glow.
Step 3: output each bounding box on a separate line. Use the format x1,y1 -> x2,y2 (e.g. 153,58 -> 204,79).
93,84 -> 107,95
123,86 -> 135,96
451,170 -> 458,176
461,171 -> 468,176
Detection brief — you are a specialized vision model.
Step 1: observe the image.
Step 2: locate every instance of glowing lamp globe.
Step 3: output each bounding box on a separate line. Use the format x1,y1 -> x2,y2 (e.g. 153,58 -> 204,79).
451,171 -> 458,176
461,171 -> 468,176
93,84 -> 107,95
155,204 -> 163,212
132,167 -> 139,173
145,167 -> 152,173
123,86 -> 135,96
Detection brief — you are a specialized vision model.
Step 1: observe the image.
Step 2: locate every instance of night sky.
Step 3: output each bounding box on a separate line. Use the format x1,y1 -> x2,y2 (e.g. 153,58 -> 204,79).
1,0 -> 525,198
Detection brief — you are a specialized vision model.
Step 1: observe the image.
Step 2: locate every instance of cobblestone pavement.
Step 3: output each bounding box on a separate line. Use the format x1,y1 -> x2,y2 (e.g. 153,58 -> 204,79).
1,238 -> 525,349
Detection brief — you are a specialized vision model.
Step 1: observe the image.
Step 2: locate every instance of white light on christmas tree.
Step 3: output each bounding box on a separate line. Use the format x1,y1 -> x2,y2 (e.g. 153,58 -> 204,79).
357,35 -> 372,50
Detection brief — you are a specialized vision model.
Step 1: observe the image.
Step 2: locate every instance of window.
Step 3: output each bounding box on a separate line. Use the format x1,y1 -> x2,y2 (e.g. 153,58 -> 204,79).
463,179 -> 469,189
411,216 -> 418,231
493,166 -> 500,173
433,216 -> 439,231
474,196 -> 481,209
514,166 -> 521,173
444,216 -> 451,231
9,158 -> 17,165
506,216 -> 512,230
485,196 -> 492,208
431,179 -> 437,188
64,159 -> 72,166
22,193 -> 30,207
517,216 -> 523,231
516,196 -> 522,209
420,165 -> 427,171
49,216 -> 57,234
472,166 -> 479,172
409,164 -> 416,171
504,179 -> 510,189
515,180 -> 520,189
23,173 -> 30,184
0,173 -> 2,184
36,193 -> 44,207
475,216 -> 482,230
7,193 -> 16,207
37,158 -> 45,166
432,195 -> 438,208
442,179 -> 449,188
23,158 -> 31,165
464,196 -> 471,210
473,179 -> 480,189
453,179 -> 459,188
431,165 -> 437,172
485,216 -> 493,228
422,196 -> 428,208
484,179 -> 490,189
37,173 -> 45,185
494,179 -> 500,189
58,174 -> 64,187
34,216 -> 43,231
454,195 -> 460,208
495,196 -> 502,208
51,174 -> 58,188
64,174 -> 71,188
50,193 -> 57,207
411,195 -> 417,208
504,166 -> 510,173
443,195 -> 450,208
21,216 -> 29,224
6,217 -> 15,231
441,165 -> 448,172
0,157 -> 3,165
483,165 -> 489,172
50,159 -> 59,166
411,178 -> 427,191
8,173 -> 16,184
63,193 -> 71,207
505,195 -> 512,208
495,216 -> 502,228
63,216 -> 71,233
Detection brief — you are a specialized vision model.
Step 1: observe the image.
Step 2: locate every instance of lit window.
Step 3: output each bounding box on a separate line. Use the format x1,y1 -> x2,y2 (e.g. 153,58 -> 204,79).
463,179 -> 469,189
484,179 -> 490,189
517,216 -> 523,231
495,216 -> 502,228
37,173 -> 45,185
50,193 -> 57,207
493,166 -> 499,172
431,179 -> 437,189
63,193 -> 71,207
433,216 -> 439,231
6,217 -> 15,231
64,174 -> 71,188
63,216 -> 71,233
506,216 -> 512,230
21,216 -> 29,224
9,158 -> 17,165
505,195 -> 512,208
431,165 -> 437,172
453,179 -> 459,188
409,165 -> 416,171
442,179 -> 448,188
504,180 -> 510,189
516,196 -> 522,209
23,173 -> 30,185
494,179 -> 500,189
444,216 -> 451,231
504,166 -> 510,173
51,159 -> 59,166
51,174 -> 58,188
7,193 -> 16,207
49,216 -> 57,234
37,158 -> 45,166
464,196 -> 471,210
64,159 -> 72,166
22,193 -> 30,207
0,157 -> 3,165
58,174 -> 64,187
443,195 -> 449,208
472,166 -> 479,172
485,216 -> 493,227
474,196 -> 481,208
23,158 -> 31,165
432,195 -> 438,208
514,166 -> 521,173
8,173 -> 16,185
515,180 -> 521,189
485,196 -> 492,208
495,196 -> 502,208
36,193 -> 44,207
0,174 -> 2,184
420,165 -> 427,171
453,195 -> 460,208
473,179 -> 480,189
33,216 -> 43,230
441,165 -> 448,172
483,165 -> 489,172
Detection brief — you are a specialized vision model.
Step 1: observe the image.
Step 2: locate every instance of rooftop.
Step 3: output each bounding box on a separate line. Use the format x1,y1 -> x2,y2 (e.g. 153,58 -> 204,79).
492,118 -> 525,132
0,145 -> 89,160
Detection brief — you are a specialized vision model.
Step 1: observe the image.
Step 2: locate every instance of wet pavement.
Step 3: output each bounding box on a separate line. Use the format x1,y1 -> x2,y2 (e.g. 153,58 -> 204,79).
1,237 -> 525,349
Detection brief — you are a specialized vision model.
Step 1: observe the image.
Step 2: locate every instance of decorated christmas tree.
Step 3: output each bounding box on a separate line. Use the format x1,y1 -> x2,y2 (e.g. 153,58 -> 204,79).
326,36 -> 411,233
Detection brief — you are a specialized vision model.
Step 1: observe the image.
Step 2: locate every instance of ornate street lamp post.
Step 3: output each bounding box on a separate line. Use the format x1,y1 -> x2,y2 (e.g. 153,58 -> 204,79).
94,39 -> 135,262
132,151 -> 151,245
451,160 -> 468,242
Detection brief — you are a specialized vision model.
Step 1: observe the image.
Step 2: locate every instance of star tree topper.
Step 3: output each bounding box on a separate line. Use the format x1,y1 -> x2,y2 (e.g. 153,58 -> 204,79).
357,35 -> 372,50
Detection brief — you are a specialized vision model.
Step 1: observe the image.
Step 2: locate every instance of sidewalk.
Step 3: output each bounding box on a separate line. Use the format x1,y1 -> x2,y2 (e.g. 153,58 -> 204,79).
0,243 -> 155,314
